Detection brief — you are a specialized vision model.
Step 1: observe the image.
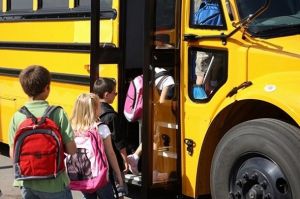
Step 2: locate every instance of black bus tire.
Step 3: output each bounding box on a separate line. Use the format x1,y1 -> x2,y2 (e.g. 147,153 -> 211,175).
211,118 -> 300,199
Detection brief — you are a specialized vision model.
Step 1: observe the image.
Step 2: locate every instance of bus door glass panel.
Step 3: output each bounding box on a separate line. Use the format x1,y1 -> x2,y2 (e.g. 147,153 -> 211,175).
151,67 -> 178,184
188,48 -> 227,101
154,0 -> 178,48
42,0 -> 69,9
10,0 -> 32,11
151,0 -> 179,185
189,0 -> 226,29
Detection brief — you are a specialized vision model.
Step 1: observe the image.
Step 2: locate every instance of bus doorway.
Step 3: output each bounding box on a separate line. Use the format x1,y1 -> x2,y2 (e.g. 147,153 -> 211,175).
121,0 -> 181,198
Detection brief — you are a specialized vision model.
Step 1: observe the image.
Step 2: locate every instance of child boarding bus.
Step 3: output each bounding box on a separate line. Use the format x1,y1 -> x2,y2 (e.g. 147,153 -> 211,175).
0,0 -> 300,198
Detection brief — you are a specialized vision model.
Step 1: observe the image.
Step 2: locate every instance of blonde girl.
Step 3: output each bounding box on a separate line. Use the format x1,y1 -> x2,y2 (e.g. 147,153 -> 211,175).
70,93 -> 124,199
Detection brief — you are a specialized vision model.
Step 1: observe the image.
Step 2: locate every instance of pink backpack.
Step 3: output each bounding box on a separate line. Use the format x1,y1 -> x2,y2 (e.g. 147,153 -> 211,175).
124,75 -> 143,122
66,124 -> 109,193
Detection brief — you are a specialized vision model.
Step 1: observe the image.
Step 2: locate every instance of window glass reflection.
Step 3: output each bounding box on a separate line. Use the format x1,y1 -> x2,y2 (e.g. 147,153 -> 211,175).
11,0 -> 32,11
42,0 -> 68,9
78,0 -> 112,10
154,0 -> 178,48
190,0 -> 224,28
189,49 -> 227,100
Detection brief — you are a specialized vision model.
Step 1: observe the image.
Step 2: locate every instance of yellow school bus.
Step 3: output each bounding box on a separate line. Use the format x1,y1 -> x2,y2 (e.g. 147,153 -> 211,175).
1,0 -> 300,198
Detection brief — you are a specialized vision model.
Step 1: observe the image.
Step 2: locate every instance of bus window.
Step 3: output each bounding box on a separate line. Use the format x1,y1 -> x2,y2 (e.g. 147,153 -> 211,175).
78,0 -> 112,10
190,0 -> 225,29
10,0 -> 32,11
155,0 -> 175,30
42,0 -> 69,9
0,0 -> 2,12
189,48 -> 227,101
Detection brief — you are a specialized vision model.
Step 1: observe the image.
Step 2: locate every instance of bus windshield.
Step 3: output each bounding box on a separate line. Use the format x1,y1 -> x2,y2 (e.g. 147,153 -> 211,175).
236,0 -> 300,38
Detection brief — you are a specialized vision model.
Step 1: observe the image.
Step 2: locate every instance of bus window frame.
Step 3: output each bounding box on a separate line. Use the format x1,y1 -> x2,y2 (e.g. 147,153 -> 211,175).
188,47 -> 228,102
0,9 -> 117,21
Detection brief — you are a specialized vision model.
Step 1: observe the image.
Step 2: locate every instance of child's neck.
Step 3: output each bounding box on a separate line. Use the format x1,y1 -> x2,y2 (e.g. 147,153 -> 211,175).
29,96 -> 46,101
99,99 -> 108,103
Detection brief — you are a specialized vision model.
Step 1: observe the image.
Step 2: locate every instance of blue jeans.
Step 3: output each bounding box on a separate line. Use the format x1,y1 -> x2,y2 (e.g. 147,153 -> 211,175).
21,187 -> 72,199
82,182 -> 114,199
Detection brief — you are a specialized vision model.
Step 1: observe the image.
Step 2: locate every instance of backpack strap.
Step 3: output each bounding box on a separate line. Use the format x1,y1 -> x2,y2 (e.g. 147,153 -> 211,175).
156,75 -> 169,91
155,70 -> 171,92
43,106 -> 61,118
97,121 -> 120,198
19,105 -> 62,125
37,106 -> 61,125
99,111 -> 117,120
89,123 -> 108,167
97,122 -> 105,128
154,70 -> 169,80
19,106 -> 38,124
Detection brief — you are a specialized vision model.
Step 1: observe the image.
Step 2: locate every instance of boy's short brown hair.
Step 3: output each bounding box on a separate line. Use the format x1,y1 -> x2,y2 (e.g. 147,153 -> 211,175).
93,77 -> 116,98
19,65 -> 51,97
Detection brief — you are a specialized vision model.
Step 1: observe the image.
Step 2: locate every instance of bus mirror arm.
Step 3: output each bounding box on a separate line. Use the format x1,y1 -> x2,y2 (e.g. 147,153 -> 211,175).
232,0 -> 271,28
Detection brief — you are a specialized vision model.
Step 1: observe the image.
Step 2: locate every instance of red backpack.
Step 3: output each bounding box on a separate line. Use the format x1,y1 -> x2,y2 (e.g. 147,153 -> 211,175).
13,106 -> 65,180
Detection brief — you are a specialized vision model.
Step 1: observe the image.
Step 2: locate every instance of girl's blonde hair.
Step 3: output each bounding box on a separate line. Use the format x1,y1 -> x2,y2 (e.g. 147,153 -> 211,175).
70,93 -> 100,135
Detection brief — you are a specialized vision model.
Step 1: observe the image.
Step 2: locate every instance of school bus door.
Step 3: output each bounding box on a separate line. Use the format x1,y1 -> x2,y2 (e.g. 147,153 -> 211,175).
140,0 -> 181,197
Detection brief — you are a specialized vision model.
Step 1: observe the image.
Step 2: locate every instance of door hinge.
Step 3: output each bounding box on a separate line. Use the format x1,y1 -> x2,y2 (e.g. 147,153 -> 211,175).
184,138 -> 196,156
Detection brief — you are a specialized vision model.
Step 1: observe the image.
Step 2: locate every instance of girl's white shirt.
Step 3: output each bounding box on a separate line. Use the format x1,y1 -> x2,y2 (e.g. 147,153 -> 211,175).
98,124 -> 111,139
154,67 -> 175,91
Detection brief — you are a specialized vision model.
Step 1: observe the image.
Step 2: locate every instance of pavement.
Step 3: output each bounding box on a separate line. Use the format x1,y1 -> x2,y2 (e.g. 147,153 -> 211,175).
0,153 -> 83,199
0,143 -> 173,199
0,144 -> 135,199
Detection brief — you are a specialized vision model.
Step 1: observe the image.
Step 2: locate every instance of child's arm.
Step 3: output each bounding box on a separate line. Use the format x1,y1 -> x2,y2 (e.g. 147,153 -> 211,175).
103,135 -> 124,186
120,147 -> 129,172
111,113 -> 129,172
64,140 -> 76,155
58,108 -> 76,155
9,147 -> 13,159
159,85 -> 171,103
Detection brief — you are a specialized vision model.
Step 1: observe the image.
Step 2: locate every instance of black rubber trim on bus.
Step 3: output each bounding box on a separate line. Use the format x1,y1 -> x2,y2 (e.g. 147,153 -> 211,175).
0,42 -> 121,64
0,67 -> 89,85
0,42 -> 116,52
0,9 -> 117,22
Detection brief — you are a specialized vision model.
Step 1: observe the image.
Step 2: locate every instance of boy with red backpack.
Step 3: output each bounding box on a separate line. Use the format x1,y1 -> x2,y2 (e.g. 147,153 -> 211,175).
8,65 -> 77,199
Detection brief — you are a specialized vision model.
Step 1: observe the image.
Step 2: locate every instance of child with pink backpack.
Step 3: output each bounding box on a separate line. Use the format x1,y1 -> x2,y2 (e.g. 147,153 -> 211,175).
68,93 -> 124,199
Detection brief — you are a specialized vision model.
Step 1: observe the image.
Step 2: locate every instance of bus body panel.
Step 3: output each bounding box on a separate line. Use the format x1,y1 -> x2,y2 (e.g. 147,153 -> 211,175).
236,71 -> 300,125
0,20 -> 114,43
181,0 -> 300,197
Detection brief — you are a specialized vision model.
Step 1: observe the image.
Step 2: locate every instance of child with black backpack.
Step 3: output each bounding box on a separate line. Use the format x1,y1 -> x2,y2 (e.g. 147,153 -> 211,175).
93,78 -> 128,197
69,93 -> 124,199
8,65 -> 77,199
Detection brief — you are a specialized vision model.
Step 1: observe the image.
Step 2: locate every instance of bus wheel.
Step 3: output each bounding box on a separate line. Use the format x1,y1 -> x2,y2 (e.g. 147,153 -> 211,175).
210,118 -> 300,199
